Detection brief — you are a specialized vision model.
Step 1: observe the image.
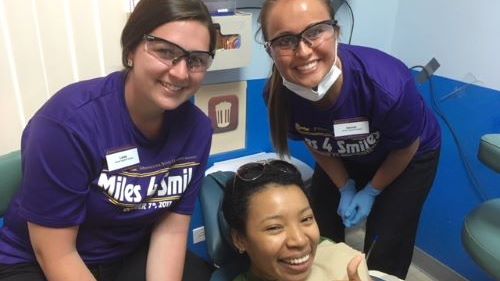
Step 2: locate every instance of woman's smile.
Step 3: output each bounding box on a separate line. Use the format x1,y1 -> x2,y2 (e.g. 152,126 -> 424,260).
279,252 -> 314,274
294,60 -> 320,74
159,79 -> 185,94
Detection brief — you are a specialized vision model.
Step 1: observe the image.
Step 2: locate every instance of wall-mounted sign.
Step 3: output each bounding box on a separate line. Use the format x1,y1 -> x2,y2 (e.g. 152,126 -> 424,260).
195,81 -> 247,155
208,95 -> 238,133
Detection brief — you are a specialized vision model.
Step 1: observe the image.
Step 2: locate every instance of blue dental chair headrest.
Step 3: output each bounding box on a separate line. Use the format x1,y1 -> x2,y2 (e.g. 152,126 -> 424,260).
199,171 -> 249,281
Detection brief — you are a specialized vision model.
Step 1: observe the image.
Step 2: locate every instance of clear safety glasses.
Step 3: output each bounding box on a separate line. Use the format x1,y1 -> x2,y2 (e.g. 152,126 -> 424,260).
264,20 -> 337,57
143,34 -> 214,73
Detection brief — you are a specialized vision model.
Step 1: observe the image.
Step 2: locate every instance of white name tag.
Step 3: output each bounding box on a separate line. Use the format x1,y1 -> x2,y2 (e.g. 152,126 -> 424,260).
333,120 -> 370,137
106,147 -> 140,172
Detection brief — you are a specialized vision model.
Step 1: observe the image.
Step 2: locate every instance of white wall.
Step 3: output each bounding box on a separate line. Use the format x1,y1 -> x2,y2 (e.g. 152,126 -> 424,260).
338,0 -> 399,53
392,0 -> 500,91
0,0 -> 127,154
341,0 -> 500,92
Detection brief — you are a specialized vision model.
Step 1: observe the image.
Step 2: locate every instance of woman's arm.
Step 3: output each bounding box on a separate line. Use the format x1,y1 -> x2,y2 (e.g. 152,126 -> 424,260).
28,222 -> 96,281
308,146 -> 349,188
370,138 -> 420,190
146,212 -> 191,281
342,138 -> 421,227
308,137 -> 420,190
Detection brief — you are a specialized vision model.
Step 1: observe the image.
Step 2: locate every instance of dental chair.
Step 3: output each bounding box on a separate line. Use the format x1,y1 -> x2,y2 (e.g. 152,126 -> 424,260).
0,150 -> 22,223
199,171 -> 249,281
462,134 -> 500,279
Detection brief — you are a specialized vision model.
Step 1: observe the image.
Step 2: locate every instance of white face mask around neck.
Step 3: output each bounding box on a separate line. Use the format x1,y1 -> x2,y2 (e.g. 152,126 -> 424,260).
281,44 -> 342,102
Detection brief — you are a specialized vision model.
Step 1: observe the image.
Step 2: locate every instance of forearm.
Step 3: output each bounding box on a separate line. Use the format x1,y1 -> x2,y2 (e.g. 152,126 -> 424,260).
371,138 -> 420,190
28,223 -> 95,281
146,237 -> 187,281
309,147 -> 349,188
146,212 -> 190,281
36,251 -> 95,281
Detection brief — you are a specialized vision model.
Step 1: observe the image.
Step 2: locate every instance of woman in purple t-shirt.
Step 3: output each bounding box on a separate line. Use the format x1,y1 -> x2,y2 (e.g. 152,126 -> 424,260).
259,0 -> 441,279
0,0 -> 216,280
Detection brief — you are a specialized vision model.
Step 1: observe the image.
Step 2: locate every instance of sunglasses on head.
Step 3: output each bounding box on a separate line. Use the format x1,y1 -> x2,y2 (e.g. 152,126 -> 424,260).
235,159 -> 300,183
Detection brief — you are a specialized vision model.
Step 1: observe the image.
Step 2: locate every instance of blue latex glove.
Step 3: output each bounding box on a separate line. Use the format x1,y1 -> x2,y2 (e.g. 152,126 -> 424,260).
337,179 -> 356,218
344,182 -> 381,228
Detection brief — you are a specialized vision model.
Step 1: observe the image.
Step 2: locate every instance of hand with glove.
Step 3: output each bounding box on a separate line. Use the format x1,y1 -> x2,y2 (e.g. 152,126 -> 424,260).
343,182 -> 381,228
337,179 -> 356,218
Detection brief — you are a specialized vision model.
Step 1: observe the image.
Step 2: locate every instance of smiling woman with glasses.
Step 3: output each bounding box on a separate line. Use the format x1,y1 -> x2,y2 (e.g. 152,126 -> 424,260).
257,0 -> 441,279
0,0 -> 217,280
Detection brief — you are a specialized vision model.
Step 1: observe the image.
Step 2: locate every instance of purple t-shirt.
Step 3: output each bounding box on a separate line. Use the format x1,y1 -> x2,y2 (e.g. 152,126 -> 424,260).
0,71 -> 212,264
287,44 -> 440,166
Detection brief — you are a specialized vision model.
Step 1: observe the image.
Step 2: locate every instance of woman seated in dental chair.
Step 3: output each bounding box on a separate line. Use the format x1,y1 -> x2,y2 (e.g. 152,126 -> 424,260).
221,160 -> 402,281
222,159 -> 367,281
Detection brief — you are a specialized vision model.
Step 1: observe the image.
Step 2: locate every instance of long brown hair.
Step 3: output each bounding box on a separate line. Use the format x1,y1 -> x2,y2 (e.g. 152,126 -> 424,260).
258,0 -> 338,157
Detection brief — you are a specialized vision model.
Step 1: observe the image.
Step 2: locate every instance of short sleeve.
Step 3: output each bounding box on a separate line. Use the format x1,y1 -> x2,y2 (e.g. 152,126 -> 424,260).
19,116 -> 93,227
376,78 -> 424,149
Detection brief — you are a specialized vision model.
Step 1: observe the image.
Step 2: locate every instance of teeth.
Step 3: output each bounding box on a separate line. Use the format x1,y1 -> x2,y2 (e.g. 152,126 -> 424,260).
285,254 -> 310,265
297,61 -> 317,71
160,81 -> 182,91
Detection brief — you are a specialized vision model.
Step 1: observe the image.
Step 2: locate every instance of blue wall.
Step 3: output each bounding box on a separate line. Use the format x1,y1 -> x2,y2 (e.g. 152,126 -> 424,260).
415,75 -> 500,281
189,74 -> 500,281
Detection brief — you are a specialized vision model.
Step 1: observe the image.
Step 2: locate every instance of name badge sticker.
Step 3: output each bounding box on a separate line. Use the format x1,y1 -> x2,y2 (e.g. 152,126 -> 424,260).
333,119 -> 370,138
106,147 -> 140,172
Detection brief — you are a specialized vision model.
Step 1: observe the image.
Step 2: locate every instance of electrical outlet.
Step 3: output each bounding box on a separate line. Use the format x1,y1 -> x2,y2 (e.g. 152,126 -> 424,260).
417,57 -> 441,84
192,226 -> 206,244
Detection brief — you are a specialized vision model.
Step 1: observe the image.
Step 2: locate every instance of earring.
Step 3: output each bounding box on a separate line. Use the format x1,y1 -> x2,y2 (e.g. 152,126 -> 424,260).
127,58 -> 133,67
238,248 -> 245,254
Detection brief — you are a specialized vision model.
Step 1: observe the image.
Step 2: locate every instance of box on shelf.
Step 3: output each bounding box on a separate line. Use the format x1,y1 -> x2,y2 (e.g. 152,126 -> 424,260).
209,12 -> 252,71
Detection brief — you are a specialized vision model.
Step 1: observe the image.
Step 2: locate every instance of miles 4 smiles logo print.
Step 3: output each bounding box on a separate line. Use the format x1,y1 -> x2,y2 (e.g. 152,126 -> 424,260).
296,122 -> 381,157
96,162 -> 198,212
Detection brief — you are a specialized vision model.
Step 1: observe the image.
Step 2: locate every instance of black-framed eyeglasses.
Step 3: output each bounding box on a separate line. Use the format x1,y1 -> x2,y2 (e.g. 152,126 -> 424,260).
264,19 -> 337,56
143,34 -> 215,73
235,159 -> 300,183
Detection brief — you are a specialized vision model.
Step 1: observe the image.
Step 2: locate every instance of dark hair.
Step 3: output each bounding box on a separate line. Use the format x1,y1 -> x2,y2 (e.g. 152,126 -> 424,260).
121,0 -> 217,69
222,162 -> 308,236
257,0 -> 339,156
